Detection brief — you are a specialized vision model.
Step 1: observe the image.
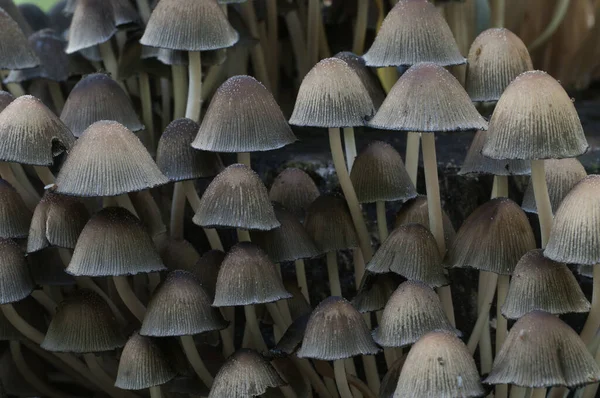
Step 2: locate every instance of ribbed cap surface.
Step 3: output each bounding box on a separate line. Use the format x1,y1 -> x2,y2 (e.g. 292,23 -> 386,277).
41,289 -> 126,353
296,296 -> 379,360
55,121 -> 168,196
289,58 -> 375,128
334,52 -> 386,110
0,95 -> 74,166
141,270 -> 227,337
193,75 -> 296,152
363,0 -> 465,67
351,272 -> 399,313
459,130 -> 531,176
447,198 -> 536,275
485,311 -> 600,388
213,242 -> 292,306
482,71 -> 588,160
0,179 -> 32,239
60,73 -> 143,137
269,168 -> 320,219
369,63 -> 487,132
350,141 -> 417,203
0,239 -> 34,304
156,236 -> 200,273
502,249 -> 590,319
545,175 -> 600,264
394,331 -> 484,398
66,0 -> 116,53
67,207 -> 166,277
192,164 -> 279,230
367,223 -> 447,287
304,195 -> 358,252
0,91 -> 14,111
466,28 -> 533,102
156,118 -> 223,181
374,281 -> 458,347
0,7 -> 39,69
140,0 -> 239,51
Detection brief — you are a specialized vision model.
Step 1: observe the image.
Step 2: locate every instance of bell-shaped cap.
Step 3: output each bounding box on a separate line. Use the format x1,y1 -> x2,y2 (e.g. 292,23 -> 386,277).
502,249 -> 590,319
115,332 -> 177,390
0,179 -> 32,239
18,3 -> 50,31
482,71 -> 588,160
0,91 -> 14,111
545,175 -> 600,264
27,190 -> 89,253
193,75 -> 296,152
369,63 -> 488,132
350,141 -> 417,203
28,248 -> 76,286
367,223 -> 447,287
141,270 -> 227,337
333,52 -> 386,110
395,331 -> 484,398
213,242 -> 291,306
269,168 -> 320,219
156,118 -> 223,181
522,158 -> 587,214
208,349 -> 285,398
60,73 -> 143,137
188,250 -> 225,300
0,95 -> 74,166
374,281 -> 458,348
272,314 -> 310,356
141,0 -> 238,51
459,131 -> 531,176
395,196 -> 456,250
304,195 -> 358,253
363,0 -> 464,67
0,239 -> 34,304
296,296 -> 379,360
192,164 -> 279,230
55,121 -> 169,197
466,28 -> 533,102
67,207 -> 166,277
157,236 -> 201,273
0,7 -> 39,70
351,272 -> 399,313
289,58 -> 375,128
251,205 -> 320,263
447,198 -> 536,275
485,311 -> 600,388
41,289 -> 126,353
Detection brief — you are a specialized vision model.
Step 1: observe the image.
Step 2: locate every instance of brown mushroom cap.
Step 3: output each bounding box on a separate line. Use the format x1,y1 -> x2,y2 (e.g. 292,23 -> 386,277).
269,168 -> 320,219
304,194 -> 358,253
459,130 -> 530,176
395,195 -> 456,249
0,238 -> 34,305
333,52 -> 386,110
0,179 -> 32,239
0,7 -> 39,70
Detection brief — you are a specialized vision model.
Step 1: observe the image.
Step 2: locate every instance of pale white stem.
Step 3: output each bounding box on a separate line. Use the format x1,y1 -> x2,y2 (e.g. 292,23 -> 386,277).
113,275 -> 146,322
185,51 -> 202,122
405,132 -> 421,186
180,335 -> 214,388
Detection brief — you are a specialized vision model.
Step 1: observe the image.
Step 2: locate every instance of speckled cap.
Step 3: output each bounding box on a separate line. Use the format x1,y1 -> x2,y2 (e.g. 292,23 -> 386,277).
368,63 -> 488,132
269,168 -> 320,219
304,195 -> 358,253
193,75 -> 296,153
466,28 -> 533,102
289,58 -> 375,128
0,179 -> 32,240
459,130 -> 530,176
141,0 -> 238,51
0,239 -> 34,304
0,7 -> 39,70
482,71 -> 588,160
334,52 -> 386,110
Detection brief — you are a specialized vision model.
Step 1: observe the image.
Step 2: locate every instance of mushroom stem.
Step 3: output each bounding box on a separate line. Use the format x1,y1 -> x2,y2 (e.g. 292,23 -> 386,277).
284,10 -> 309,78
528,0 -> 570,51
361,316 -> 380,394
0,162 -> 39,209
582,342 -> 600,398
33,166 -> 54,186
266,302 -> 290,331
244,304 -> 268,352
376,201 -> 389,241
343,127 -> 357,171
31,290 -> 57,315
239,2 -> 272,90
76,276 -> 127,326
509,386 -> 528,398
326,251 -> 343,297
172,65 -> 188,119
237,152 -> 251,167
182,180 -> 224,250
343,358 -> 362,397
83,353 -> 134,398
495,274 -> 510,398
113,275 -> 146,322
530,388 -> 547,398
376,311 -> 396,368
307,0 -> 320,67
48,81 -> 65,113
116,194 -> 140,217
135,0 -> 151,24
99,41 -> 119,81
404,132 -> 420,186
490,0 -> 505,27
160,78 -> 171,131
292,358 -> 333,398
352,0 -> 369,54
493,175 -> 509,198
467,272 -> 499,354
170,182 -> 186,240
265,0 -> 279,90
581,266 -> 600,345
5,81 -> 25,97
294,259 -> 310,304
139,72 -> 155,152
128,191 -> 167,238
333,360 -> 353,398
185,51 -> 202,122
328,127 -> 372,267
180,335 -> 214,387
477,272 -> 493,374
237,229 -> 251,242
530,159 -> 553,247
149,386 -> 162,398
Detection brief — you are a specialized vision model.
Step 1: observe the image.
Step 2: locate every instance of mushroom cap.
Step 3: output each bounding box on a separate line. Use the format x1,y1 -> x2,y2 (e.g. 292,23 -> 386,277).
350,141 -> 417,203
304,195 -> 358,253
482,71 -> 588,160
545,175 -> 600,265
66,0 -> 117,53
447,198 -> 536,275
18,3 -> 51,32
363,0 -> 465,67
269,168 -> 320,219
466,28 -> 533,102
0,95 -> 74,166
394,196 -> 456,249
501,249 -> 590,319
193,164 -> 279,230
67,207 -> 166,277
394,331 -> 484,398
188,249 -> 225,300
193,75 -> 296,152
41,289 -> 126,353
0,7 -> 39,70
333,52 -> 386,110
156,236 -> 201,273
368,63 -> 488,132
60,73 -> 143,137
141,0 -> 238,51
0,179 -> 32,239
0,91 -> 14,111
0,239 -> 34,305
374,281 -> 459,348
272,313 -> 310,356
213,242 -> 292,306
55,121 -> 169,197
141,270 -> 227,337
351,272 -> 399,313
156,118 -> 224,181
485,311 -> 600,388
296,296 -> 379,360
459,131 -> 531,176
289,58 -> 375,128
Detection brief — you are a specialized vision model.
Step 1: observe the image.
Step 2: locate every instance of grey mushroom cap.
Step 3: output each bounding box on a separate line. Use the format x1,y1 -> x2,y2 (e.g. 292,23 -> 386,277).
0,238 -> 34,305
0,7 -> 40,70
459,130 -> 531,176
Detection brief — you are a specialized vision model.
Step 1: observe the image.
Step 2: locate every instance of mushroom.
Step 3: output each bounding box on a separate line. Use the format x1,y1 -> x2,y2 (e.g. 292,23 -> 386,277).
269,168 -> 320,221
